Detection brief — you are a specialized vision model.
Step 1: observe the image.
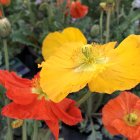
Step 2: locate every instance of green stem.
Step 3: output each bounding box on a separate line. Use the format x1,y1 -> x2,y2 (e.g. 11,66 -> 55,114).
22,121 -> 27,140
105,9 -> 111,43
3,39 -> 9,70
99,10 -> 104,43
76,90 -> 92,107
32,121 -> 38,140
93,94 -> 104,113
92,113 -> 102,117
6,117 -> 13,140
116,0 -> 121,24
43,129 -> 51,140
3,39 -> 12,140
87,94 -> 92,117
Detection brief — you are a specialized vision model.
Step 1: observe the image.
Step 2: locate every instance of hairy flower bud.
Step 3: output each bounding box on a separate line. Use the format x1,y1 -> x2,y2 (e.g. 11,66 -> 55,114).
90,24 -> 100,37
0,17 -> 11,38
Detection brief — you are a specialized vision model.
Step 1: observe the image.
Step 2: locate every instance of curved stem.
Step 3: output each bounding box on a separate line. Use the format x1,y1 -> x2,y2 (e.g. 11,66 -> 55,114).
22,121 -> 27,140
105,9 -> 111,43
76,90 -> 92,107
32,121 -> 38,140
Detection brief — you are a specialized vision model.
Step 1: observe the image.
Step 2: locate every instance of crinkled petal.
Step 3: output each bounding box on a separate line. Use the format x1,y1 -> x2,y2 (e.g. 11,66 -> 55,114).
89,35 -> 140,93
40,42 -> 93,102
2,98 -> 56,120
42,27 -> 87,60
0,70 -> 36,105
102,92 -> 140,137
111,119 -> 138,139
70,2 -> 88,18
102,92 -> 139,126
51,98 -> 82,125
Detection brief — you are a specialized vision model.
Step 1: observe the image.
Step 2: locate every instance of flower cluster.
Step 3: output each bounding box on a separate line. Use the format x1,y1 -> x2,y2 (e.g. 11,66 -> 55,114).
1,26 -> 140,140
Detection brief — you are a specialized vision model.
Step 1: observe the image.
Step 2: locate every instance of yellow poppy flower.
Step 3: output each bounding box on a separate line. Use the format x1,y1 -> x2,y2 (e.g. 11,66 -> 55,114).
40,27 -> 140,102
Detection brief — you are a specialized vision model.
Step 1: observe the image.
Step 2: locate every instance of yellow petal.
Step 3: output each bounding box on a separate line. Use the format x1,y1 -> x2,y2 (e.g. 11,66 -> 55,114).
42,27 -> 87,60
88,35 -> 140,93
40,43 -> 93,102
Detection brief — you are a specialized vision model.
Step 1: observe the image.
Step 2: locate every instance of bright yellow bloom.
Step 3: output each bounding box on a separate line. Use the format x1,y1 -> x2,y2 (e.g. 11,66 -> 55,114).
40,27 -> 140,102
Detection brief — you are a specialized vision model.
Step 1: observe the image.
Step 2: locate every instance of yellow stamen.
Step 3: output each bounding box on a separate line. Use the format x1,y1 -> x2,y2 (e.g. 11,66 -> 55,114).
73,44 -> 108,72
32,77 -> 49,100
124,112 -> 140,126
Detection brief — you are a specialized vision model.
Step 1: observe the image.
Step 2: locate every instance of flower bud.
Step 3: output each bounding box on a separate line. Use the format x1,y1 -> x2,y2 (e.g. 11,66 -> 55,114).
100,1 -> 115,12
0,17 -> 11,38
0,0 -> 11,6
100,2 -> 107,11
90,24 -> 100,37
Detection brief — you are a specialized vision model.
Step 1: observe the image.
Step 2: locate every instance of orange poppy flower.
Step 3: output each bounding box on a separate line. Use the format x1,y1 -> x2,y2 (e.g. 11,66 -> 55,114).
0,70 -> 82,140
70,1 -> 88,18
102,91 -> 140,140
0,0 -> 11,6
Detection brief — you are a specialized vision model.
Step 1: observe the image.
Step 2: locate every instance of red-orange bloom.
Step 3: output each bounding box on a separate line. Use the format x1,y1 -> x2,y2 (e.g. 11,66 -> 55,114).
70,1 -> 88,18
0,70 -> 82,140
102,91 -> 140,140
0,0 -> 11,6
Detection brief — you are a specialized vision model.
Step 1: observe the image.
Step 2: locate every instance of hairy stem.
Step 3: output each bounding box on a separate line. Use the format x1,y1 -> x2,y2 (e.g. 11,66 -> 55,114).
32,121 -> 38,140
76,90 -> 92,107
22,121 -> 27,140
105,9 -> 111,43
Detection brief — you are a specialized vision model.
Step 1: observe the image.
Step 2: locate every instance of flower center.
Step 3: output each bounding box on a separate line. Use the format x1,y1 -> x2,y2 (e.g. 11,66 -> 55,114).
73,44 -> 108,72
31,76 -> 49,100
124,112 -> 140,126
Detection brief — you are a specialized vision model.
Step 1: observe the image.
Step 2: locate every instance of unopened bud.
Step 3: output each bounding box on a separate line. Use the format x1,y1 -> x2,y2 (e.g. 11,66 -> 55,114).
90,24 -> 100,37
100,1 -> 115,12
100,2 -> 107,11
0,17 -> 11,38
